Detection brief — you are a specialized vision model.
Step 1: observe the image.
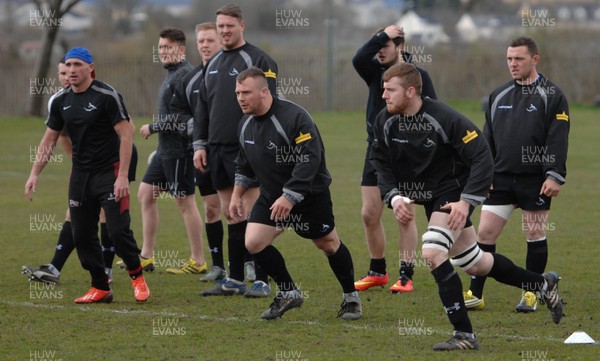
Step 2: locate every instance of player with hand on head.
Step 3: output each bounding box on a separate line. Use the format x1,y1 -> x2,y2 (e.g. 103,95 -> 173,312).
352,24 -> 437,293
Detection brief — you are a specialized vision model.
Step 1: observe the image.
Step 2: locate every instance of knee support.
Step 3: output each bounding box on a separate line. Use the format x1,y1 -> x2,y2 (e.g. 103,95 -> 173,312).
450,243 -> 483,271
422,226 -> 454,252
482,204 -> 515,221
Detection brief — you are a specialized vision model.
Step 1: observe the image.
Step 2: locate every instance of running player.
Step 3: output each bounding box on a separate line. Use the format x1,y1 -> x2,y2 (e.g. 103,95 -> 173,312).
230,67 -> 362,320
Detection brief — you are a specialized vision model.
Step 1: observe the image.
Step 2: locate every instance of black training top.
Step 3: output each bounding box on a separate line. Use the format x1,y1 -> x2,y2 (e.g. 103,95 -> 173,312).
353,31 -> 437,142
150,60 -> 193,159
484,74 -> 569,184
235,97 -> 331,206
46,80 -> 130,172
169,63 -> 206,149
193,42 -> 278,149
371,97 -> 493,207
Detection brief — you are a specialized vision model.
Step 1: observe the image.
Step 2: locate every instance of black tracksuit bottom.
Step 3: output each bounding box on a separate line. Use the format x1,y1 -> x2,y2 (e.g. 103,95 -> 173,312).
68,163 -> 141,288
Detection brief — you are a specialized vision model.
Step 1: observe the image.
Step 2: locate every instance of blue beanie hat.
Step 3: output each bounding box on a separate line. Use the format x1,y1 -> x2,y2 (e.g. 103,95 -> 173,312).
64,47 -> 93,64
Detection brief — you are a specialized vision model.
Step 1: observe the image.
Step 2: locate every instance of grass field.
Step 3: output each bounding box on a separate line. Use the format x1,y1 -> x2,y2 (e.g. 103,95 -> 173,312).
1,101 -> 599,361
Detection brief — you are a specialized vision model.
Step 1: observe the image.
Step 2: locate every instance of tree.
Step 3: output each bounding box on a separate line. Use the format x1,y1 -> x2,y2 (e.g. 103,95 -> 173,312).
27,0 -> 81,116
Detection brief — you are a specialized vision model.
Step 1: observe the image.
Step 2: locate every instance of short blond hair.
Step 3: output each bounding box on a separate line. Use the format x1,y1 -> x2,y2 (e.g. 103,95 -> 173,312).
195,22 -> 216,33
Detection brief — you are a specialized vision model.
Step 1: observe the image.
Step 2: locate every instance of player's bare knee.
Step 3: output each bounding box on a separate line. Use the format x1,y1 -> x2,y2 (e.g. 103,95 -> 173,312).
204,204 -> 220,222
524,227 -> 546,241
361,206 -> 380,227
137,183 -> 156,204
313,236 -> 339,255
476,227 -> 497,245
245,239 -> 263,254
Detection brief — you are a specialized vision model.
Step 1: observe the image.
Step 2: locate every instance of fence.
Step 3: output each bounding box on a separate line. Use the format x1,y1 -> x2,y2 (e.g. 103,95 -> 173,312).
3,45 -> 599,118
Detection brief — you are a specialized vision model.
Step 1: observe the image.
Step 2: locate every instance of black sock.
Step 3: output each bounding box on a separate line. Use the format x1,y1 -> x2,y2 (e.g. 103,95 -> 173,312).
400,261 -> 414,280
205,221 -> 224,268
100,223 -> 115,269
244,247 -> 253,262
526,238 -> 548,274
488,253 -> 545,292
253,258 -> 269,283
227,222 -> 246,281
327,241 -> 356,294
50,221 -> 75,272
369,257 -> 386,275
431,260 -> 472,333
253,245 -> 295,291
468,243 -> 495,298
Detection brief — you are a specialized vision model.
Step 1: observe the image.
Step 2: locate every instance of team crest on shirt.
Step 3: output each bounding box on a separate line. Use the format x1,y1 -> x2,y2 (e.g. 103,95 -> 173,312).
295,132 -> 312,144
83,102 -> 97,112
462,130 -> 478,144
555,111 -> 569,122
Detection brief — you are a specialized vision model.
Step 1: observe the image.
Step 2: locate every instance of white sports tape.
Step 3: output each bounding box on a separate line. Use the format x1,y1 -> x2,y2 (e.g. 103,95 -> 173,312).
422,226 -> 454,252
391,195 -> 412,207
482,204 -> 515,221
450,243 -> 483,271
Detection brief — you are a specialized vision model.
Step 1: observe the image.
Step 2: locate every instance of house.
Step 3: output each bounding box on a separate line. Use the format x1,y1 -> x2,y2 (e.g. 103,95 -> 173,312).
396,10 -> 450,46
456,13 -> 518,42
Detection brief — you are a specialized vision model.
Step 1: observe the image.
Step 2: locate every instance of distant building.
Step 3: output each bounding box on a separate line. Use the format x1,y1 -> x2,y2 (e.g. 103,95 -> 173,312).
456,13 -> 518,43
396,10 -> 450,46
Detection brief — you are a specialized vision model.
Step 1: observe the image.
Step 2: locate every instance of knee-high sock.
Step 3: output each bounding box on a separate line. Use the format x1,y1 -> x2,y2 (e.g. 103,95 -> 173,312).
50,221 -> 75,272
432,260 -> 472,333
526,238 -> 548,274
205,220 -> 224,268
487,253 -> 546,292
468,243 -> 495,298
326,241 -> 356,294
253,245 -> 295,291
227,222 -> 247,281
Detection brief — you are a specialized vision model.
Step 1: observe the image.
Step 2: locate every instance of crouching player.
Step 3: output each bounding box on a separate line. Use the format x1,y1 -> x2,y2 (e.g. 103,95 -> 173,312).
371,63 -> 563,350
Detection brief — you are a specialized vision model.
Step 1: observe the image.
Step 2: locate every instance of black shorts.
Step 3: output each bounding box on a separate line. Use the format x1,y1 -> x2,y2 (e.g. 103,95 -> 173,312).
248,189 -> 336,240
361,142 -> 378,187
420,186 -> 474,228
484,173 -> 551,211
128,144 -> 138,182
194,167 -> 217,196
207,144 -> 238,190
142,154 -> 195,197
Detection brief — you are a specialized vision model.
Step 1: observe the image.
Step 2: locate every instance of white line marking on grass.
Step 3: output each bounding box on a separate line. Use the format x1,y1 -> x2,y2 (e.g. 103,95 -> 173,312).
2,299 -> 564,342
